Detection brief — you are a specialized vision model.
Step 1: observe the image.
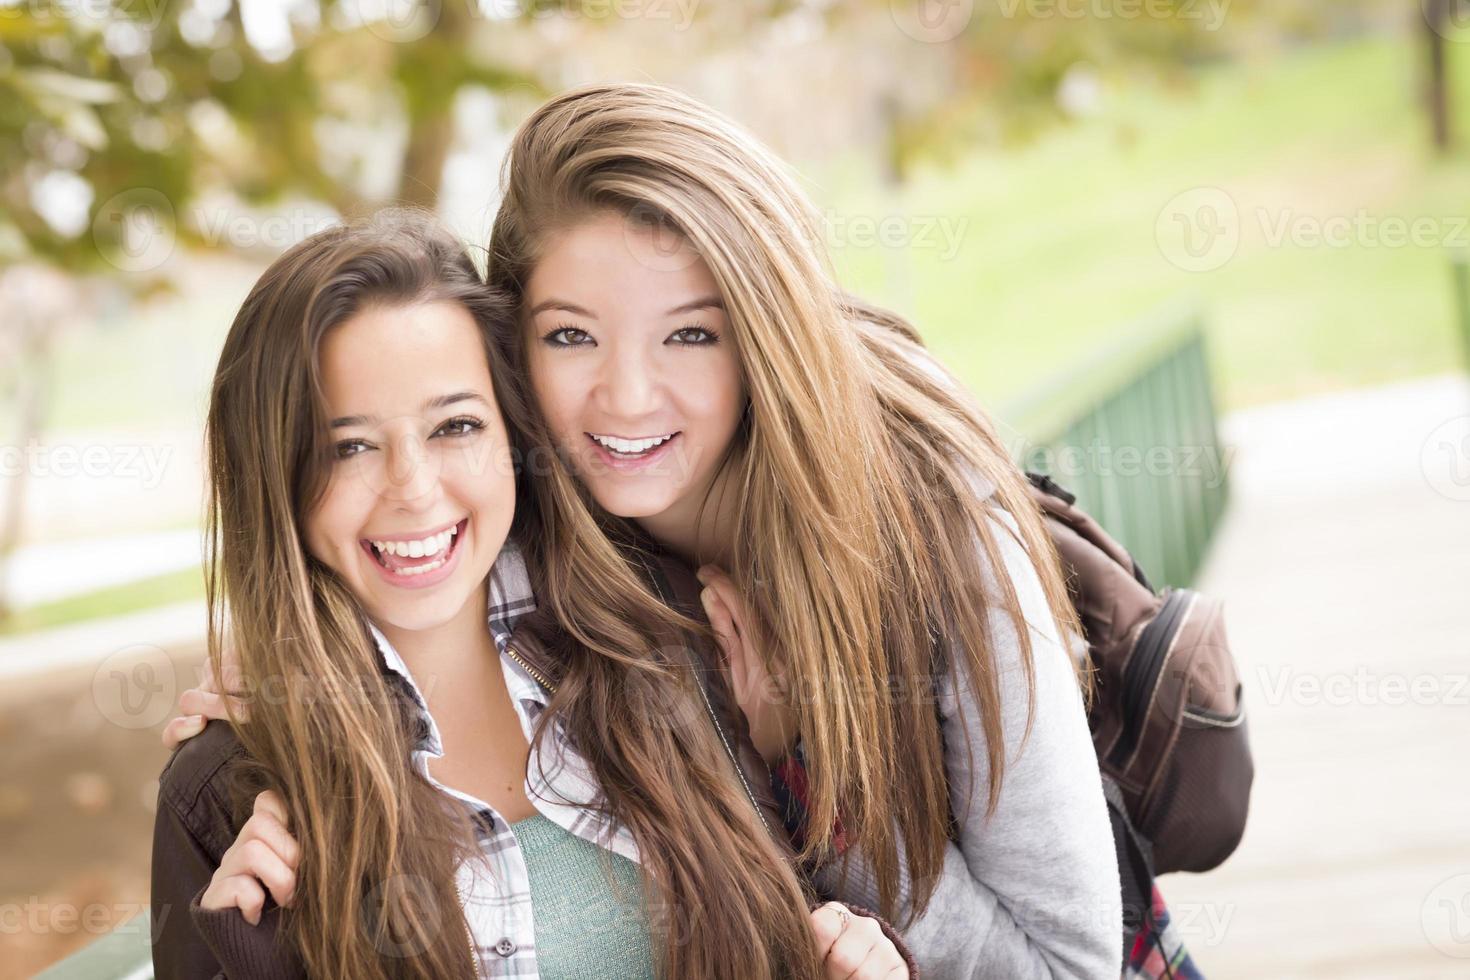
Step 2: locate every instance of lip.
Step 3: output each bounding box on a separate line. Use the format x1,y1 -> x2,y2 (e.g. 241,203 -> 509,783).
587,432 -> 679,442
584,432 -> 681,473
359,517 -> 468,591
362,518 -> 464,544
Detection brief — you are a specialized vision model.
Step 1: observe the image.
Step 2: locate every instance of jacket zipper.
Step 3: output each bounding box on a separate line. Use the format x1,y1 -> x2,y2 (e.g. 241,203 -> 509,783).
644,570 -> 776,841
503,643 -> 556,694
1108,589 -> 1193,768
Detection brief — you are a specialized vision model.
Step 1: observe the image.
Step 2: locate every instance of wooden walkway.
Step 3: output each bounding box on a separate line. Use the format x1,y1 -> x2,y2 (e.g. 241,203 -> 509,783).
1160,374 -> 1470,978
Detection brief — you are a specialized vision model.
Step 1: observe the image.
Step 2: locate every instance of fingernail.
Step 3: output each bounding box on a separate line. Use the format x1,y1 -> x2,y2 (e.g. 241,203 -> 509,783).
699,588 -> 711,605
185,714 -> 205,731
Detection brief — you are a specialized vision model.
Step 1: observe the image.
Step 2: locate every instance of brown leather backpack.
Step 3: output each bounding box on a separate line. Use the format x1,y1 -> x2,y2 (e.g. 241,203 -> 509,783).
1026,472 -> 1253,878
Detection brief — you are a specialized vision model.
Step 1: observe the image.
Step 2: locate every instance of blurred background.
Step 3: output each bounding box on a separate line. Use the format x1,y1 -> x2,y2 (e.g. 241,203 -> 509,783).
2,0 -> 1469,976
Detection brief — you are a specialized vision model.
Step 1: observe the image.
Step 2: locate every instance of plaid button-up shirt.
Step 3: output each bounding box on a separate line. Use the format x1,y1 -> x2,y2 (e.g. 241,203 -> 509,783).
368,540 -> 642,978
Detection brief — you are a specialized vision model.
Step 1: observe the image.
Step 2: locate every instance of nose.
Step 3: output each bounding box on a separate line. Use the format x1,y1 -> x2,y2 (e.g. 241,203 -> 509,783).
595,341 -> 663,420
381,429 -> 441,511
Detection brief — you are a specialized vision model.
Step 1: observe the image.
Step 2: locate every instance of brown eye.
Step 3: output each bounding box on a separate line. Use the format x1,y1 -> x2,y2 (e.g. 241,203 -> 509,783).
433,416 -> 485,438
669,325 -> 718,345
543,326 -> 593,347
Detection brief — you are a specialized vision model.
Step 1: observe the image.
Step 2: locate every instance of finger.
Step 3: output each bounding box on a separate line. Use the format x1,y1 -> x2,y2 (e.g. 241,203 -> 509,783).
243,809 -> 302,870
809,902 -> 846,958
253,790 -> 289,827
826,929 -> 879,980
161,714 -> 205,750
701,588 -> 740,663
179,687 -> 234,720
832,916 -> 889,978
219,838 -> 296,909
703,588 -> 749,700
698,567 -> 745,641
849,934 -> 905,980
223,874 -> 267,927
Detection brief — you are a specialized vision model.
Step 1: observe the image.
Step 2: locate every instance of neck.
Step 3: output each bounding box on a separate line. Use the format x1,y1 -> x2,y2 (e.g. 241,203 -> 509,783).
375,578 -> 499,695
635,461 -> 741,569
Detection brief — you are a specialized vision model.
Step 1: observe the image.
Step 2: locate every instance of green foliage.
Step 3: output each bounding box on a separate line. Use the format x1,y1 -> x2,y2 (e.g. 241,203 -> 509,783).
0,0 -> 539,275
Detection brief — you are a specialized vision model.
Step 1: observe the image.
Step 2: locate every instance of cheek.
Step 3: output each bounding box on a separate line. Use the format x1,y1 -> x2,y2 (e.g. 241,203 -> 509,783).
529,360 -> 582,442
700,354 -> 745,430
443,436 -> 516,505
302,469 -> 378,564
302,494 -> 351,568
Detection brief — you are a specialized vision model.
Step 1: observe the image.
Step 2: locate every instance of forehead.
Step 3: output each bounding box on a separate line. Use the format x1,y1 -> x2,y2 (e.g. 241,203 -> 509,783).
525,212 -> 722,316
319,300 -> 491,405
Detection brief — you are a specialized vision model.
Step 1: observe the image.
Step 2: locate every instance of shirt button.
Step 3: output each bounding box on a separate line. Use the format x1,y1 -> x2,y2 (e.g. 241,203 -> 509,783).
494,937 -> 517,957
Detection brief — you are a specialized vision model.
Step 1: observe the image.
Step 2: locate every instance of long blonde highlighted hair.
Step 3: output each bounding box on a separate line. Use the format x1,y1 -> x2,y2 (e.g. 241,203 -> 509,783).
488,82 -> 1087,927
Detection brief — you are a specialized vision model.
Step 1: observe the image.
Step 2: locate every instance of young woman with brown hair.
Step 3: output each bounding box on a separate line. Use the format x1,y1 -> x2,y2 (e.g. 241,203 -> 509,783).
150,211 -> 912,979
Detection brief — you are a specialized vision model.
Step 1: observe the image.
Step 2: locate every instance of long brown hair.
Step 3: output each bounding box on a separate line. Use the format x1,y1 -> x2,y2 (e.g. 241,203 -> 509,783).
205,211 -> 516,978
488,83 -> 1088,927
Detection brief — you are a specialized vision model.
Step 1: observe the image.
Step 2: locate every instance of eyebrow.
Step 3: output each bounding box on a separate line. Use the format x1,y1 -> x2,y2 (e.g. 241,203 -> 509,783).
528,299 -> 597,319
526,296 -> 726,319
664,296 -> 725,316
330,391 -> 489,429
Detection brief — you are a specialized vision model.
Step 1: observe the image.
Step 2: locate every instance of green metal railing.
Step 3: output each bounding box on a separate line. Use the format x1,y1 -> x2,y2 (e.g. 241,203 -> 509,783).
33,912 -> 152,979
1452,249 -> 1470,372
1003,306 -> 1229,588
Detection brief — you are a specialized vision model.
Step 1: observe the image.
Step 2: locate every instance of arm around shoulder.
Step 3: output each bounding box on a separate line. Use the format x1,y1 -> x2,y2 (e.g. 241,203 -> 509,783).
150,720 -> 305,980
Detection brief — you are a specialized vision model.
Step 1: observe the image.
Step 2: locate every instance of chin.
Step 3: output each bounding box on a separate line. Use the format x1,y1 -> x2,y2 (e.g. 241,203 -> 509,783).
370,593 -> 469,633
586,481 -> 682,522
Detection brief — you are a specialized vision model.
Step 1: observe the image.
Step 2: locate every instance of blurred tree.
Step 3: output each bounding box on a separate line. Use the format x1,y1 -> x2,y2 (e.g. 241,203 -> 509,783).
828,0 -> 1406,181
0,0 -> 539,620
1424,0 -> 1454,151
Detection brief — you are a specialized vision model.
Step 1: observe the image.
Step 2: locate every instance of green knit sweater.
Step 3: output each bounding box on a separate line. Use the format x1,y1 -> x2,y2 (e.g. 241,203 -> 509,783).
511,812 -> 657,978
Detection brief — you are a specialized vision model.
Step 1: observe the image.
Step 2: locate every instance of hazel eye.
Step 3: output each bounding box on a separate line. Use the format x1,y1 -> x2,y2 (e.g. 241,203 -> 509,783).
334,439 -> 372,459
544,326 -> 593,347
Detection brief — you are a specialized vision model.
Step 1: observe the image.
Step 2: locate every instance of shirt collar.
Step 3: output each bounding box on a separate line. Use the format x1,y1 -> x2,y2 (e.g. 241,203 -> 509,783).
366,538 -> 539,758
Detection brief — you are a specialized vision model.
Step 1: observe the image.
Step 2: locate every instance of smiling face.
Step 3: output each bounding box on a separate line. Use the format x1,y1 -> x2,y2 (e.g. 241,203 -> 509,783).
303,300 -> 515,635
524,211 -> 746,528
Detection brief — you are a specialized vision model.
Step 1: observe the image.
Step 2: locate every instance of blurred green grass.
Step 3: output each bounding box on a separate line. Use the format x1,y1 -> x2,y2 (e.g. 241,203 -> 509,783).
821,34 -> 1470,414
0,567 -> 204,637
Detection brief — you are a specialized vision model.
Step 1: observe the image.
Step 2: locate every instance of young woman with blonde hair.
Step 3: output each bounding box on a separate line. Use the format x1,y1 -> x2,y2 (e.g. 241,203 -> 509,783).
481,83 -> 1125,978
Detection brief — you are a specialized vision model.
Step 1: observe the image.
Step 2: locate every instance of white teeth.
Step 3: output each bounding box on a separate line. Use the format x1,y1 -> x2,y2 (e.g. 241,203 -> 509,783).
391,556 -> 446,576
370,525 -> 458,559
590,433 -> 675,455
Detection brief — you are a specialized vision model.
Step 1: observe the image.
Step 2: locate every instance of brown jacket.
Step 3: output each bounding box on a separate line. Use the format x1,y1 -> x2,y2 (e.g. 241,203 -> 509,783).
150,553 -> 917,978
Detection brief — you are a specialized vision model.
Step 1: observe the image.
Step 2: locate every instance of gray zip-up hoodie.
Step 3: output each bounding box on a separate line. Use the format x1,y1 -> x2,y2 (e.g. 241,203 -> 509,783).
810,508 -> 1124,979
